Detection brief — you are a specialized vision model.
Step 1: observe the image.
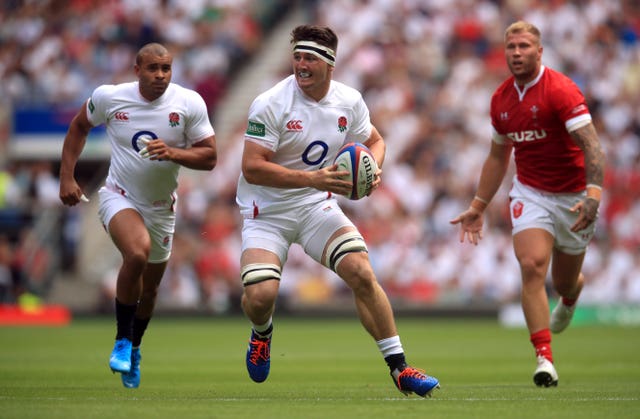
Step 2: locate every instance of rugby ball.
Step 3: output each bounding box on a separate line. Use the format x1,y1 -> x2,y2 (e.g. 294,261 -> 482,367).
334,142 -> 378,200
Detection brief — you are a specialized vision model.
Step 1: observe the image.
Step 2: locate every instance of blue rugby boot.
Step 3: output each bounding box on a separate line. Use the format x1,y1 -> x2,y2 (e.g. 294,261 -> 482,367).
391,366 -> 440,397
109,338 -> 132,373
121,347 -> 141,388
246,330 -> 271,383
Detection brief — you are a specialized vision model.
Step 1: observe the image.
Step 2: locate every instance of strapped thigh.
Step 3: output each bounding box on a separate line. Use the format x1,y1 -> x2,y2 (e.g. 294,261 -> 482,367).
322,231 -> 368,272
241,263 -> 281,286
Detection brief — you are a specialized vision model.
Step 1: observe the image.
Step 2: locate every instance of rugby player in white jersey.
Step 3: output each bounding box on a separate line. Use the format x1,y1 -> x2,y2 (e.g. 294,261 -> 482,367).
236,24 -> 439,397
59,43 -> 217,388
450,21 -> 605,387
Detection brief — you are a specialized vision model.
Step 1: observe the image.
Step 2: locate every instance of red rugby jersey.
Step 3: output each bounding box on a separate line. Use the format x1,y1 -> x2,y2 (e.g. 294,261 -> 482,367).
490,66 -> 592,193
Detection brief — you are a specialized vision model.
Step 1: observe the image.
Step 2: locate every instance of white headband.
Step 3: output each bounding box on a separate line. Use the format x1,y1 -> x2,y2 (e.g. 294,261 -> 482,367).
293,41 -> 336,66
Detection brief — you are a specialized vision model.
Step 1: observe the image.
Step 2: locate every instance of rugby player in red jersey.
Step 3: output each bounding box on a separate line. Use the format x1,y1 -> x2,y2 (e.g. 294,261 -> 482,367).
451,21 -> 605,387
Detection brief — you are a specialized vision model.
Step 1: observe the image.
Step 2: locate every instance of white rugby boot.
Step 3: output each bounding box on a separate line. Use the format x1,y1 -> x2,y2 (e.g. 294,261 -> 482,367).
533,355 -> 558,387
550,299 -> 576,333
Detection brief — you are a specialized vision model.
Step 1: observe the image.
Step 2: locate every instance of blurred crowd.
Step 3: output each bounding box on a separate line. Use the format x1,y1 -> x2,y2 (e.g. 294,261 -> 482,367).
305,0 -> 640,307
310,0 -> 640,307
1,0 -> 639,311
0,0 -> 287,306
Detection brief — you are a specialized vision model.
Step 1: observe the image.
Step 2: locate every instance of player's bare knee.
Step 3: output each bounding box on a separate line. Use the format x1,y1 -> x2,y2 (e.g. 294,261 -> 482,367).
518,256 -> 547,279
243,285 -> 278,316
123,249 -> 149,271
247,294 -> 276,314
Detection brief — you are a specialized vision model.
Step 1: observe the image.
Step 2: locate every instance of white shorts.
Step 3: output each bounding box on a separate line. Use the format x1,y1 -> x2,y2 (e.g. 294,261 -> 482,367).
509,176 -> 596,255
241,198 -> 356,266
98,185 -> 176,263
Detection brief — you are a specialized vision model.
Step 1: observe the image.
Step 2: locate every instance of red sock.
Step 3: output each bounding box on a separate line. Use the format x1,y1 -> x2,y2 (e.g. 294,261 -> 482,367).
561,296 -> 577,306
530,329 -> 553,363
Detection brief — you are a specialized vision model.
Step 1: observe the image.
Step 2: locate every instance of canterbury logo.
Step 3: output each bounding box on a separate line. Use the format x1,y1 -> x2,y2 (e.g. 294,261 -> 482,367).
286,120 -> 303,131
114,112 -> 129,121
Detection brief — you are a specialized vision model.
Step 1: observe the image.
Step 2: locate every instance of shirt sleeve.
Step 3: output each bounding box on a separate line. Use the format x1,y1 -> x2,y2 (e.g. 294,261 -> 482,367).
245,95 -> 280,151
185,90 -> 215,145
86,85 -> 113,127
491,126 -> 507,144
345,94 -> 372,143
550,77 -> 592,133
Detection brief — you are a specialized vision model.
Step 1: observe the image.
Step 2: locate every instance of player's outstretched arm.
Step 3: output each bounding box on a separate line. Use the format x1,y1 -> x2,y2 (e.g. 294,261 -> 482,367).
450,141 -> 511,245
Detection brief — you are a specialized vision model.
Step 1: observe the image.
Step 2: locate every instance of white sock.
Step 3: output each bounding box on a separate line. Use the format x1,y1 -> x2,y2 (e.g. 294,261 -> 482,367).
376,335 -> 404,358
253,317 -> 273,335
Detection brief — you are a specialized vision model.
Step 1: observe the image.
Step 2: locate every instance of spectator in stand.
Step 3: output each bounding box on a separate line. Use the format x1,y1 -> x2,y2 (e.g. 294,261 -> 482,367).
0,234 -> 14,302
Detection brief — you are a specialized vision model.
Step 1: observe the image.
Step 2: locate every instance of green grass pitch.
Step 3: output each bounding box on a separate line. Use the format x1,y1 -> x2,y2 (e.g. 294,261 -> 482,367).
1,316 -> 638,418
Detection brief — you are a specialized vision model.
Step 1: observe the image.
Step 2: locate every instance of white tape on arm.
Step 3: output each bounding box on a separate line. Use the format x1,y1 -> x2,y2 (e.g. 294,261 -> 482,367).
138,137 -> 151,158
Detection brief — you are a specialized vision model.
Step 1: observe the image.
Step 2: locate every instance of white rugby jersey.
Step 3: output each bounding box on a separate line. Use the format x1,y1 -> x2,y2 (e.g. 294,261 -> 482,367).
87,82 -> 214,207
236,75 -> 372,216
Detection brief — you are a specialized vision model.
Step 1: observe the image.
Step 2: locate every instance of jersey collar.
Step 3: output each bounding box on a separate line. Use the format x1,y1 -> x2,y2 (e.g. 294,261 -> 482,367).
513,65 -> 545,101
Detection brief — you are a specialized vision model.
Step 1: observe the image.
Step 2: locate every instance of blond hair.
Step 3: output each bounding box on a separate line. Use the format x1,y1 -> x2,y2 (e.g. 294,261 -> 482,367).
505,21 -> 541,45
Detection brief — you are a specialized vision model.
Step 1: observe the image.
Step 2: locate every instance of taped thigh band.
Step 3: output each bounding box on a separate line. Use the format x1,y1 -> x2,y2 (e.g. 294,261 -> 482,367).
241,263 -> 281,286
323,232 -> 368,271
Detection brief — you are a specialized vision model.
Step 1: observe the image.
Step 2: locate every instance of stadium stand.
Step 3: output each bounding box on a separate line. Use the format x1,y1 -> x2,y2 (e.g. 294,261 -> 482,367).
1,0 -> 639,314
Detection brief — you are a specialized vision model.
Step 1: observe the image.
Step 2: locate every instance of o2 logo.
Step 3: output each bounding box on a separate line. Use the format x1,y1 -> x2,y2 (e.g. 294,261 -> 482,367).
131,130 -> 158,152
302,140 -> 329,167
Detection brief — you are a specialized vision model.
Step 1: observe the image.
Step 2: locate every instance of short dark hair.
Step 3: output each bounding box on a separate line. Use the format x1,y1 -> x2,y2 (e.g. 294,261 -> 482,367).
136,43 -> 170,66
290,25 -> 338,54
